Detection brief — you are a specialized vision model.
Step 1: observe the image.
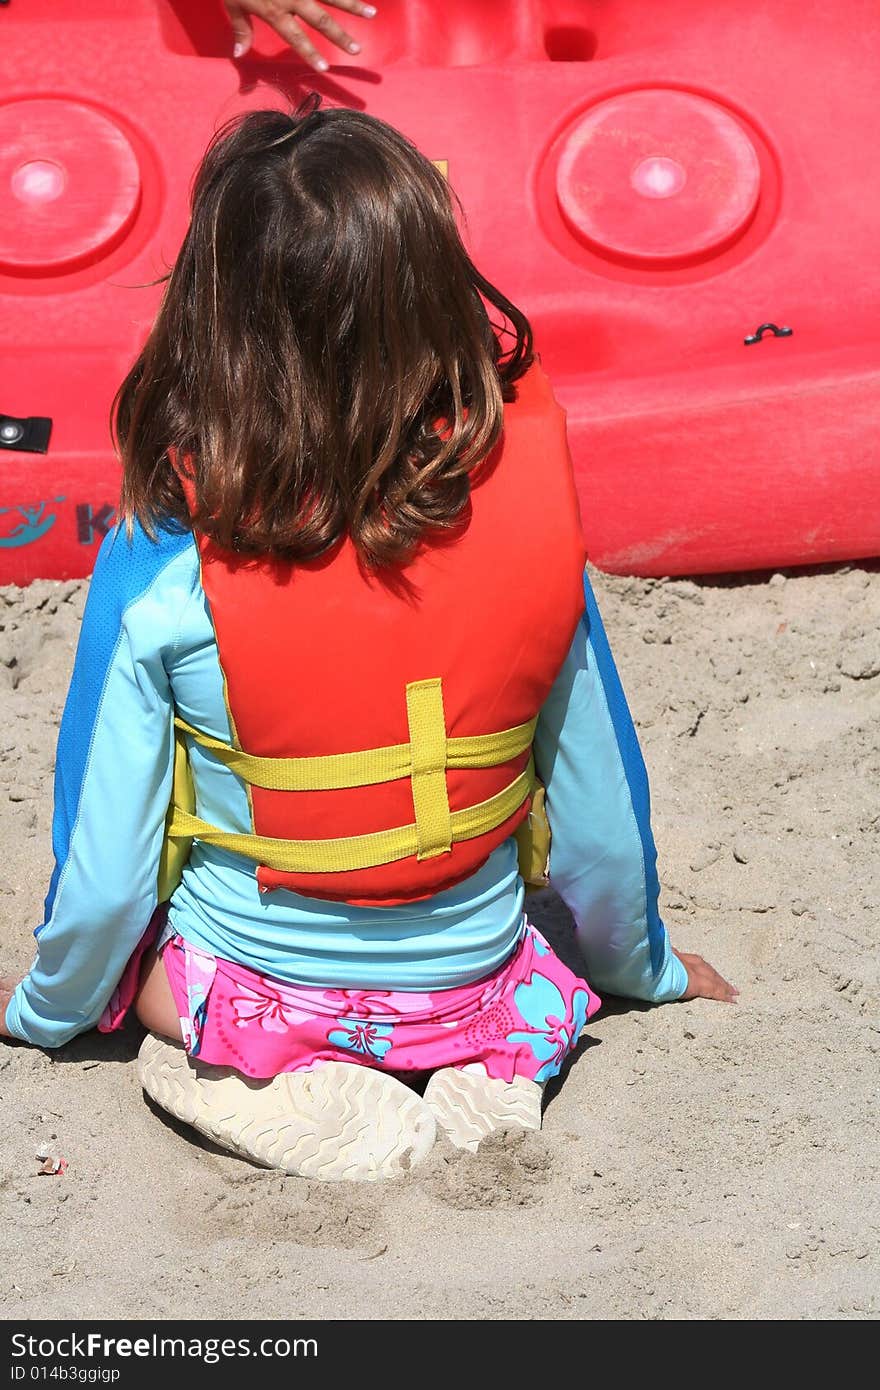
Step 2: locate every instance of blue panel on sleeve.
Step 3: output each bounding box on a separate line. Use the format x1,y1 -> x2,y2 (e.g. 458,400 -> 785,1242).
580,572 -> 665,975
42,520 -> 193,927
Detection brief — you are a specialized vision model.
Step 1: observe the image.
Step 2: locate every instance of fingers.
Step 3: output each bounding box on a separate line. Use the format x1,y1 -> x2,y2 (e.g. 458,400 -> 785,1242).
700,966 -> 739,1003
279,2 -> 363,67
674,949 -> 740,1004
223,2 -> 255,59
323,1 -> 378,18
0,980 -> 16,1038
227,1 -> 377,69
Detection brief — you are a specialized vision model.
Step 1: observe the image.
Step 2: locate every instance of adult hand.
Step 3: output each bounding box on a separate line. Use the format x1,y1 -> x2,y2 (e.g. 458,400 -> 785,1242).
0,976 -> 19,1038
673,948 -> 739,1003
223,1 -> 378,71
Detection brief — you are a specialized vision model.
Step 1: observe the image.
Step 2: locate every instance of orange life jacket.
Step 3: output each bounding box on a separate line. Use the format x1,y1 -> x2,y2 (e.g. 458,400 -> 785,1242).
164,360 -> 586,906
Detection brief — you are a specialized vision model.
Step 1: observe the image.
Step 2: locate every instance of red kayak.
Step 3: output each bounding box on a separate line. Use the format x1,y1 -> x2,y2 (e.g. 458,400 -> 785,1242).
1,0 -> 878,581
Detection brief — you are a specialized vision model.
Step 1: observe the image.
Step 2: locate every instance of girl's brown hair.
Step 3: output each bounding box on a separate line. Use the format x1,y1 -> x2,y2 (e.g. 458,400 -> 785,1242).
113,98 -> 533,566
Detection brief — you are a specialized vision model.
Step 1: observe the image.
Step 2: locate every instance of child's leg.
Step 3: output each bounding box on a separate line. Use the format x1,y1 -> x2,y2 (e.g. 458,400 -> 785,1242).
423,1066 -> 543,1153
134,946 -> 181,1041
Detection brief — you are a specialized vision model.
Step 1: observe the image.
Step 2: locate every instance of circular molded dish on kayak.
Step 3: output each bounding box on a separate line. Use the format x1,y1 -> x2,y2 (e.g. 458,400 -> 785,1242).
556,88 -> 761,266
0,98 -> 141,273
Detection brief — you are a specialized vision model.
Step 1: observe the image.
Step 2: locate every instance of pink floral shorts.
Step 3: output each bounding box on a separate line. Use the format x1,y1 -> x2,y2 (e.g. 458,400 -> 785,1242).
101,913 -> 599,1083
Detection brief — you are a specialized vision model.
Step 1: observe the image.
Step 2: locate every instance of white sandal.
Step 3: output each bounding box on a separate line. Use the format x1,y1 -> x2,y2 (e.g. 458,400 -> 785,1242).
423,1066 -> 544,1153
137,1033 -> 436,1181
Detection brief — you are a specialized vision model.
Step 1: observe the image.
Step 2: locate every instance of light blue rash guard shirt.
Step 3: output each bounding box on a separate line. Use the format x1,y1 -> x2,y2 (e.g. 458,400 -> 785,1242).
7,522 -> 686,1048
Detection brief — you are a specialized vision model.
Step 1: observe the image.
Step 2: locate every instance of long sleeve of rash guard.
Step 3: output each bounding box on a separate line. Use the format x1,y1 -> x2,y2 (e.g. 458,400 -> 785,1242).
7,527 -> 683,1047
533,572 -> 688,1004
5,522 -> 196,1048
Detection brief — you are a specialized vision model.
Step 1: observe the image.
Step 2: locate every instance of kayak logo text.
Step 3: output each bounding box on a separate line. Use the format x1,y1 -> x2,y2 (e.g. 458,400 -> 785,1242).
0,499 -> 116,547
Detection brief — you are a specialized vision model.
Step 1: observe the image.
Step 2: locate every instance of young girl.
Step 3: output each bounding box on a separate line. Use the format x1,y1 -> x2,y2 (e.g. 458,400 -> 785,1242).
0,100 -> 735,1181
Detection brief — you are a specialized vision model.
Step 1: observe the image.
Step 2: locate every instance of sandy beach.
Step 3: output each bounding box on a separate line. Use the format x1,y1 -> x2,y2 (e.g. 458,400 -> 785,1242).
1,562 -> 877,1320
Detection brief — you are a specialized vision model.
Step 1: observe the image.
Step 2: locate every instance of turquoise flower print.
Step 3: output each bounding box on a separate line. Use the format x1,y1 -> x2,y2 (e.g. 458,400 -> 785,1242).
186,979 -> 207,1022
185,985 -> 208,1057
327,1018 -> 394,1060
569,988 -> 591,1050
530,931 -> 551,957
506,973 -> 589,1082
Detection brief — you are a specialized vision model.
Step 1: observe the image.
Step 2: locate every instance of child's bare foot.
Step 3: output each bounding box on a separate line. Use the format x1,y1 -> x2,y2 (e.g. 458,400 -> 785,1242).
673,948 -> 739,1003
137,1035 -> 436,1181
423,1065 -> 543,1153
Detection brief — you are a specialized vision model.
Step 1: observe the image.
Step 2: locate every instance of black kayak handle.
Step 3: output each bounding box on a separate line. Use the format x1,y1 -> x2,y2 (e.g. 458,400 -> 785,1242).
744,322 -> 793,346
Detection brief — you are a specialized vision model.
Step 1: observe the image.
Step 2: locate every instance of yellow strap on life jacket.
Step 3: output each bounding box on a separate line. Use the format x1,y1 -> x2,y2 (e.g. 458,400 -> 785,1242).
165,757 -> 535,876
405,678 -> 453,859
157,721 -> 197,904
173,712 -> 537,790
516,781 -> 551,890
160,676 -> 544,891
